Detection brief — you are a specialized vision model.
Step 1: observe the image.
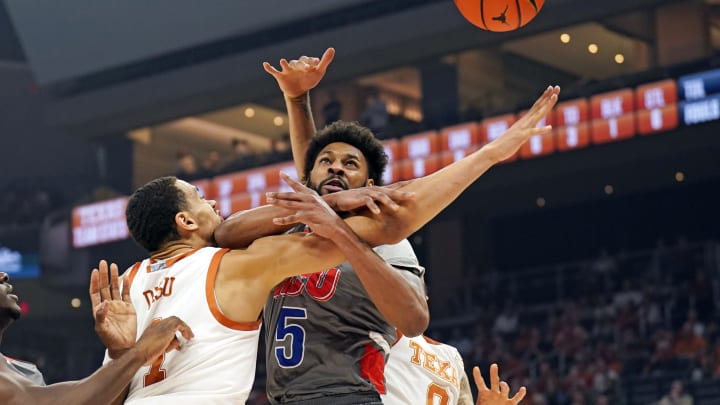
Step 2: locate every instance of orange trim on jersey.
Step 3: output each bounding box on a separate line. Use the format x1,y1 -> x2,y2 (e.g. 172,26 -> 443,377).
422,335 -> 444,346
146,248 -> 201,272
126,262 -> 142,289
391,329 -> 404,347
205,248 -> 262,331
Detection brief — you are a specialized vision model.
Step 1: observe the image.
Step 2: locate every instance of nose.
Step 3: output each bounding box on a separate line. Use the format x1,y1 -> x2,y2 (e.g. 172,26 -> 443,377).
0,272 -> 8,283
328,162 -> 344,176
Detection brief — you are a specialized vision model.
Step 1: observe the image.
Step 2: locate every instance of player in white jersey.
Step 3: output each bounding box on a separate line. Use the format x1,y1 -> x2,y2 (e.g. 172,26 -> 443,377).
1,270 -> 194,405
384,334 -> 526,405
120,247 -> 262,404
94,82 -> 558,403
384,333 -> 472,405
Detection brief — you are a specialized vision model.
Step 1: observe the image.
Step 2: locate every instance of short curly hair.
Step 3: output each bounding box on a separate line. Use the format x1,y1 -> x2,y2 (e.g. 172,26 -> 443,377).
125,176 -> 187,252
303,121 -> 388,185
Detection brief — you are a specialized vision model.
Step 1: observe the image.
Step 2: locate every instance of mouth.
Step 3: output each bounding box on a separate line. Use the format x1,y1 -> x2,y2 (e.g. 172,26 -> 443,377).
321,178 -> 348,193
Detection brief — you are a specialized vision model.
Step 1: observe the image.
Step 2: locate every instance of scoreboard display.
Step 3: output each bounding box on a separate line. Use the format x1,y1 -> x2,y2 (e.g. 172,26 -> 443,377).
679,68 -> 720,125
68,67 -> 720,217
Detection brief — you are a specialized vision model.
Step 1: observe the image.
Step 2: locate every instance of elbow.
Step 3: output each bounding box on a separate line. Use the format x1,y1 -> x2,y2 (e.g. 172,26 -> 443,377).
398,307 -> 430,338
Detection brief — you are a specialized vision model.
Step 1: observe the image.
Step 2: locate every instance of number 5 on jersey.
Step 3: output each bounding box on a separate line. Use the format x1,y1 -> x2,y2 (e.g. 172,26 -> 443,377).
275,306 -> 307,368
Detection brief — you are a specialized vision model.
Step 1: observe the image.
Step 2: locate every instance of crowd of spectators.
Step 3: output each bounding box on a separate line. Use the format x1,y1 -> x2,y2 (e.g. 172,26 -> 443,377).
425,239 -> 720,404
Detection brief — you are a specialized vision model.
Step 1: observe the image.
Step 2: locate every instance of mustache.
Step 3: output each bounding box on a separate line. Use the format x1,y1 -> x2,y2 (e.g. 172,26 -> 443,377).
319,175 -> 348,189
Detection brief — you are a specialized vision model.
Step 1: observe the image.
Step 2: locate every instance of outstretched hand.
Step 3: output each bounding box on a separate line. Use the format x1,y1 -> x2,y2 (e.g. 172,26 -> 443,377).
266,172 -> 346,239
134,316 -> 194,366
474,364 -> 526,405
89,260 -> 137,358
484,85 -> 560,163
263,48 -> 336,99
323,185 -> 415,214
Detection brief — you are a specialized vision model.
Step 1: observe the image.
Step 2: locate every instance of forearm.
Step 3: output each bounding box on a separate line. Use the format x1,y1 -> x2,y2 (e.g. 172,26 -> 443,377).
380,145 -> 499,240
26,349 -> 141,405
285,93 -> 316,176
331,228 -> 428,336
215,205 -> 295,248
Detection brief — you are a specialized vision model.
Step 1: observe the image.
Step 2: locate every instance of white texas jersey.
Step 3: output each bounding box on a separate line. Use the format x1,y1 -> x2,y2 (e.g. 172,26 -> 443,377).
122,247 -> 261,405
383,334 -> 466,405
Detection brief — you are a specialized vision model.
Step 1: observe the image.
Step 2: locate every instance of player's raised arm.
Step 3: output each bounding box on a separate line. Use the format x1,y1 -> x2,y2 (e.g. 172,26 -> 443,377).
263,47 -> 335,174
269,86 -> 560,246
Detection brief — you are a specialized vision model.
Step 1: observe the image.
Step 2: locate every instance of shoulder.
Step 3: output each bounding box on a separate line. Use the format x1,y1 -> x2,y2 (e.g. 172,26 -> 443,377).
373,239 -> 425,276
0,371 -> 34,405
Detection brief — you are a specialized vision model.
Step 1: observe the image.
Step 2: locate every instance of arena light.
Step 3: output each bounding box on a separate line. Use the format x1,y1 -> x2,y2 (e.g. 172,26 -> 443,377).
588,44 -> 599,54
614,54 -> 625,64
675,171 -> 685,182
244,108 -> 255,118
604,185 -> 614,195
560,33 -> 571,44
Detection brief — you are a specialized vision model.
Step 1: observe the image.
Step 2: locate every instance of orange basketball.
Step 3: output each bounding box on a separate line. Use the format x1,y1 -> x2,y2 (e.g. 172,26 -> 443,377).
454,0 -> 545,32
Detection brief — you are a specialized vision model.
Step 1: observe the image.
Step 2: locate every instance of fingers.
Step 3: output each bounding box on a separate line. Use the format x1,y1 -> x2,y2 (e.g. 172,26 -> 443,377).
279,58 -> 290,70
473,366 -> 489,391
317,47 -> 336,71
98,260 -> 111,302
490,363 -> 500,392
89,269 -> 101,312
510,386 -> 527,404
279,172 -> 315,194
266,190 -> 315,203
109,262 -> 121,300
121,274 -> 132,303
500,381 -> 510,397
95,301 -> 108,324
263,61 -> 281,77
272,214 -> 302,226
364,197 -> 381,214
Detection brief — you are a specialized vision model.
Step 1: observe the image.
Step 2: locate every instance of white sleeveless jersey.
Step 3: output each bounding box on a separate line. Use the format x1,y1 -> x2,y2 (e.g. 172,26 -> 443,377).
122,247 -> 261,405
383,334 -> 465,405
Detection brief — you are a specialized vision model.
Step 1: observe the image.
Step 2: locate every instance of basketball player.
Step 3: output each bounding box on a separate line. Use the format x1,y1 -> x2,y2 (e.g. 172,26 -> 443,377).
211,49 -> 556,404
98,72 -> 557,405
383,333 -> 526,405
0,271 -> 194,405
215,47 -> 428,404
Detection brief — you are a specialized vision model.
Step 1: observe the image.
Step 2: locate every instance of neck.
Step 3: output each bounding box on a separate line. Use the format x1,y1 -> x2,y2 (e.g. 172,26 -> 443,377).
151,242 -> 198,260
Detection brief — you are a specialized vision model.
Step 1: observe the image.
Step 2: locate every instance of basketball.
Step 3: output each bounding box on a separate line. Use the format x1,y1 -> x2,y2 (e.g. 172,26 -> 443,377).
453,0 -> 545,32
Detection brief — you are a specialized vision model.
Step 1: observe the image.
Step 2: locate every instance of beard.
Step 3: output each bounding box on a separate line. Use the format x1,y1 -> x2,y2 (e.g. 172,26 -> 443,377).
310,175 -> 349,196
1,305 -> 21,322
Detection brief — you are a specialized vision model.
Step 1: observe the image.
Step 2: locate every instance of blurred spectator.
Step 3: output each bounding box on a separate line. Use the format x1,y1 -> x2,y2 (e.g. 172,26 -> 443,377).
322,90 -> 342,126
263,134 -> 292,164
175,150 -> 199,180
673,321 -> 707,361
224,138 -> 258,172
197,150 -> 221,178
493,303 -> 519,337
359,89 -> 388,138
658,380 -> 693,405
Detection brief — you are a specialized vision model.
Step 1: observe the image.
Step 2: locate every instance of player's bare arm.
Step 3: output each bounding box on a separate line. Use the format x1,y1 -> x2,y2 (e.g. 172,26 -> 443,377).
459,368 -> 474,405
0,317 -> 193,405
214,185 -> 414,249
263,47 -> 336,174
270,86 -> 560,244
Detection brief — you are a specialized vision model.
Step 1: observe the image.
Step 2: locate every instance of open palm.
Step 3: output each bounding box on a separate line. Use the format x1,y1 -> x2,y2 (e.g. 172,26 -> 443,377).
263,48 -> 335,98
89,260 -> 137,356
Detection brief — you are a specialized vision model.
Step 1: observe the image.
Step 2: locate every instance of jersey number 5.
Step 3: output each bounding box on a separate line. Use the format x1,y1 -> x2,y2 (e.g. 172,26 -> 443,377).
274,306 -> 307,368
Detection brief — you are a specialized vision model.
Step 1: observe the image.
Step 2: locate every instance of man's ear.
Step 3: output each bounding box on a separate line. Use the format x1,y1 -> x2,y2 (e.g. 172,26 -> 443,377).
366,178 -> 375,187
175,212 -> 199,232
